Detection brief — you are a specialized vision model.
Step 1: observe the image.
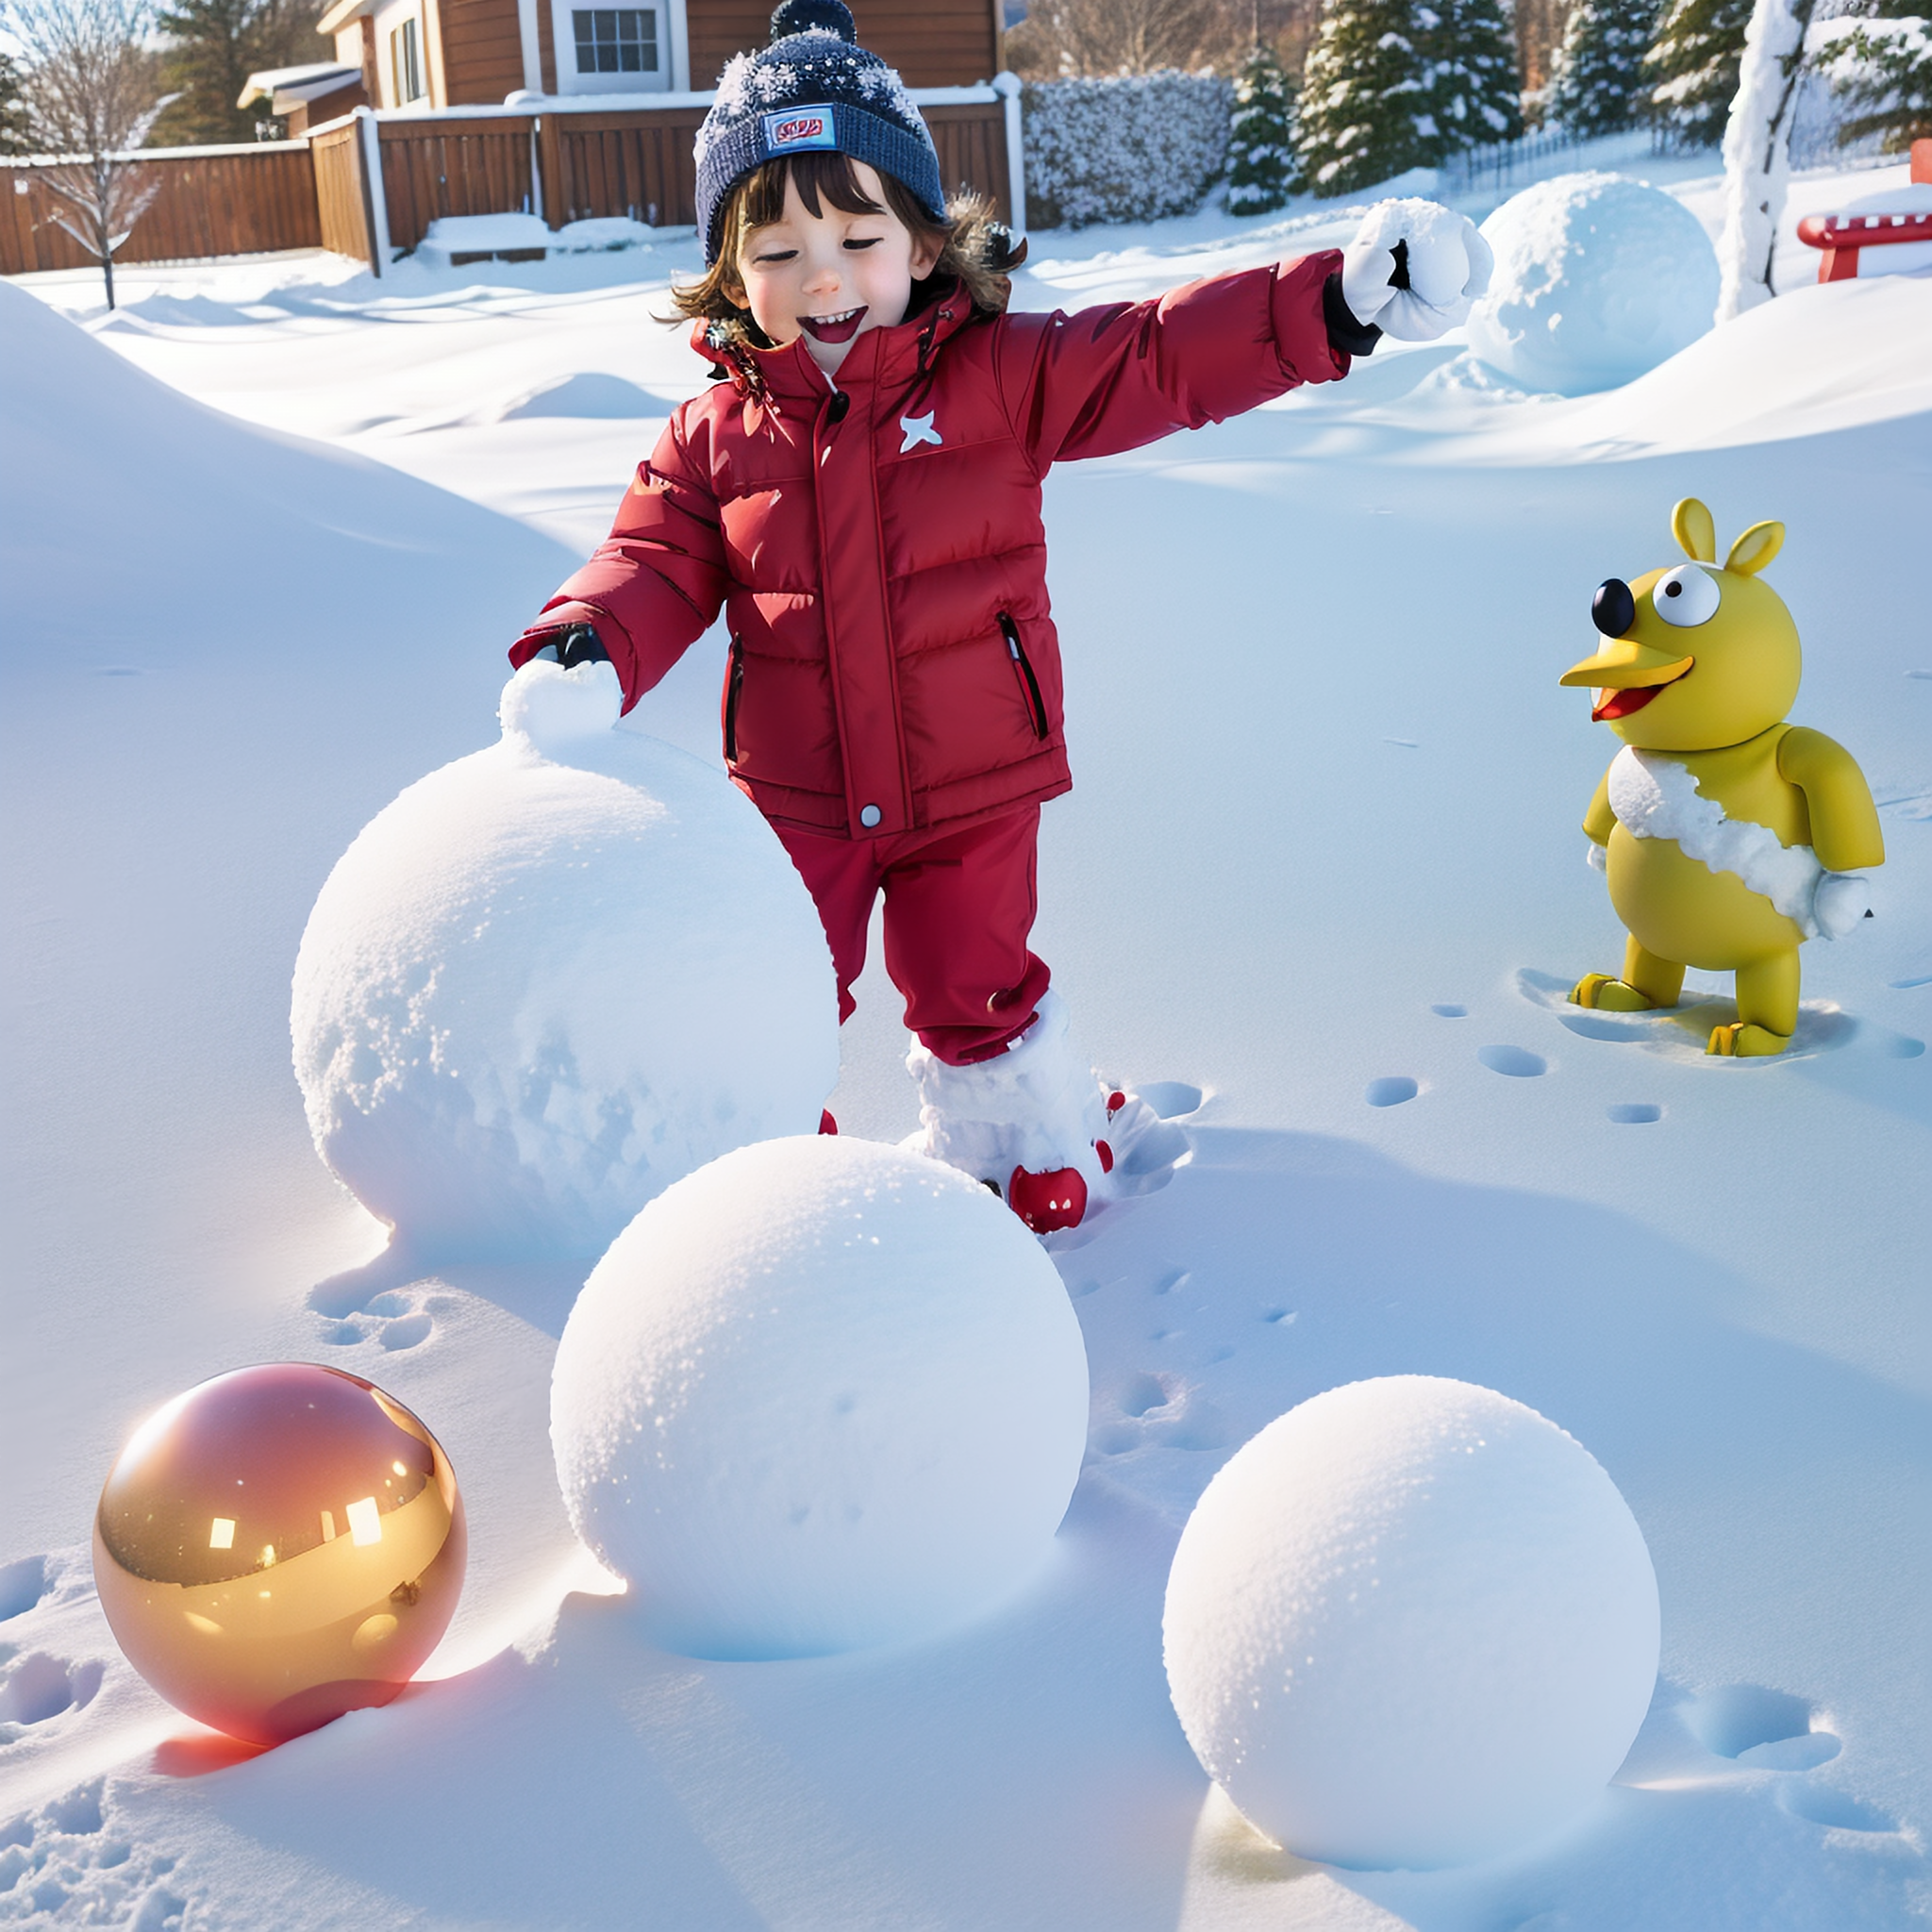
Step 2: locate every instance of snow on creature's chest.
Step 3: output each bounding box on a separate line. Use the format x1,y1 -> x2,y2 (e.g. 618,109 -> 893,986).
1604,746 -> 1867,941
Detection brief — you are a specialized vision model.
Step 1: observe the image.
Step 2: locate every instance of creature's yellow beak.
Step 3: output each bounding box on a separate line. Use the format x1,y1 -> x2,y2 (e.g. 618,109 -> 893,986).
1558,641 -> 1695,690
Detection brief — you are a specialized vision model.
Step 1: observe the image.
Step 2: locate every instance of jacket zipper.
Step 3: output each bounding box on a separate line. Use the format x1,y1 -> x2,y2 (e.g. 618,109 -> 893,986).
998,612 -> 1049,741
723,634 -> 745,762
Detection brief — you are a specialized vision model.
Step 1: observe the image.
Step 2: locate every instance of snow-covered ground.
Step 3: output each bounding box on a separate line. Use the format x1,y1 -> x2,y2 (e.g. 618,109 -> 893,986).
3,141 -> 1929,1928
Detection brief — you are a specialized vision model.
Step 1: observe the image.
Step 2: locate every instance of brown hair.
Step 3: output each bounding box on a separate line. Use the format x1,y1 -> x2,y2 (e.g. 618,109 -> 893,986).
672,149 -> 1024,345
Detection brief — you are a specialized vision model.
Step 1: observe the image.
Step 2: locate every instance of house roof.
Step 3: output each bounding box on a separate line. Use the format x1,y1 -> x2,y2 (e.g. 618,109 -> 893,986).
237,60 -> 364,109
316,0 -> 375,36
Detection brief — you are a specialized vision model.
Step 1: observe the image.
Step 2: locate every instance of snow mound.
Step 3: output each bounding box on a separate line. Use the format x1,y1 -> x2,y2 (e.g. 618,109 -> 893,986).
1467,174 -> 1720,396
493,372 -> 659,421
1162,1375 -> 1659,1870
550,1135 -> 1091,1658
290,659 -> 839,1257
554,216 -> 658,252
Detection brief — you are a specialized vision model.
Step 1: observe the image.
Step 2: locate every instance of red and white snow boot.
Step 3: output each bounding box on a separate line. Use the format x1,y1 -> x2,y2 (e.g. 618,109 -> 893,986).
905,991 -> 1116,1231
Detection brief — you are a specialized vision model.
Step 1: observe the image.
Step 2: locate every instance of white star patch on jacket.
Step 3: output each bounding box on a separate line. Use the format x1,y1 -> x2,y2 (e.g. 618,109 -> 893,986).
899,412 -> 941,453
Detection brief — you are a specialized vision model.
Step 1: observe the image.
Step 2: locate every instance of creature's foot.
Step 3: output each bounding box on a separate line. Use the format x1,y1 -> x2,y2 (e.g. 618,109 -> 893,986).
1571,974 -> 1658,1013
1707,1022 -> 1791,1058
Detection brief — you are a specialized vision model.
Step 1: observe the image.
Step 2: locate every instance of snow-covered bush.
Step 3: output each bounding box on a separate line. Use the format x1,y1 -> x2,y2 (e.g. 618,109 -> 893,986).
1225,42 -> 1300,212
1467,172 -> 1720,393
1022,71 -> 1234,227
1549,0 -> 1660,134
1810,8 -> 1932,152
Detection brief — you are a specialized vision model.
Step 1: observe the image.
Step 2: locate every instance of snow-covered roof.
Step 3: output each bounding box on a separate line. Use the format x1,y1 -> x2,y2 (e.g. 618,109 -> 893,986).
316,0 -> 375,36
237,60 -> 362,109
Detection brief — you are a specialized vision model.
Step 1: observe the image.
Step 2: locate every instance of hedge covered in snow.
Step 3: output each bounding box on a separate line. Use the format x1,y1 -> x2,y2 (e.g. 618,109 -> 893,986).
1022,72 -> 1234,229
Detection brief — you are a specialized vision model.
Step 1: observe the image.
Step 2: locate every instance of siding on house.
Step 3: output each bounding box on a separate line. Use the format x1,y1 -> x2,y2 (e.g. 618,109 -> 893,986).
686,0 -> 999,90
440,0 -> 528,101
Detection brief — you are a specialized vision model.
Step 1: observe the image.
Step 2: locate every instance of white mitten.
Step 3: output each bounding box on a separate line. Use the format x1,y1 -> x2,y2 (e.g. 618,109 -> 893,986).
1812,871 -> 1873,940
1340,198 -> 1494,342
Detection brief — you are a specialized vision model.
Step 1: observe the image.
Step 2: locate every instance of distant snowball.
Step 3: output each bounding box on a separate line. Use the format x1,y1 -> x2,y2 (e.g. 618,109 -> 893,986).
291,661 -> 838,1257
551,1136 -> 1090,1658
1163,1376 -> 1658,1870
1467,174 -> 1720,395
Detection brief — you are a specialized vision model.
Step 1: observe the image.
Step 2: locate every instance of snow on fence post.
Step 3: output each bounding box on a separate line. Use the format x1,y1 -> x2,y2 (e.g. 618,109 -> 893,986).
994,69 -> 1026,236
357,106 -> 391,277
1715,0 -> 1816,317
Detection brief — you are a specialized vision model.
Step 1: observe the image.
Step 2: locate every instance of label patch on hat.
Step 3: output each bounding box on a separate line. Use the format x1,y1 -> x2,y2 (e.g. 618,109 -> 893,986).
764,106 -> 838,152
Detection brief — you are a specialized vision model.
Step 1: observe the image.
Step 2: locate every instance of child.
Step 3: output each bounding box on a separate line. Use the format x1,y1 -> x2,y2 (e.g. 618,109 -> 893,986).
512,0 -> 1490,1229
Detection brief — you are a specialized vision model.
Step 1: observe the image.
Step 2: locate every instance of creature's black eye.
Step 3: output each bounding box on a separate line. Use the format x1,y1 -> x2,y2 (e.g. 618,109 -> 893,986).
1591,578 -> 1636,639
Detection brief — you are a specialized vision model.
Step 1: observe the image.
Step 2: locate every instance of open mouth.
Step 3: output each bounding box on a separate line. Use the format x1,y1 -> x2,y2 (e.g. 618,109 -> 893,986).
1592,663 -> 1691,723
800,306 -> 867,343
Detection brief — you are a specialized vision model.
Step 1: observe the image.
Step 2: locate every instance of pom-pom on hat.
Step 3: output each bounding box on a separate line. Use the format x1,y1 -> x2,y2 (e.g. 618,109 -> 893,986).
694,0 -> 947,265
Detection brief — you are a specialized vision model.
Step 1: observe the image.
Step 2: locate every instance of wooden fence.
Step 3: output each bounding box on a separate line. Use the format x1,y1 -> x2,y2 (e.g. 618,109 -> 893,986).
1,142 -> 319,275
0,88 -> 1020,279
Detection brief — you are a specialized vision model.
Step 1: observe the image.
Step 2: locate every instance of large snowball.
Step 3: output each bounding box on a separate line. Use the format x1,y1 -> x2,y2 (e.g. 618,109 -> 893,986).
551,1135 -> 1090,1658
1163,1376 -> 1658,1870
291,661 -> 838,1257
1467,173 -> 1720,395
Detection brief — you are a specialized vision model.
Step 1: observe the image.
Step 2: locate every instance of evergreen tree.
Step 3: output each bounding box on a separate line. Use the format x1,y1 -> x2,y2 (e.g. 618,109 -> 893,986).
1296,0 -> 1437,192
1644,0 -> 1752,146
1814,0 -> 1932,153
149,0 -> 325,145
0,51 -> 36,153
1423,0 -> 1525,153
1226,39 -> 1299,210
1547,0 -> 1660,134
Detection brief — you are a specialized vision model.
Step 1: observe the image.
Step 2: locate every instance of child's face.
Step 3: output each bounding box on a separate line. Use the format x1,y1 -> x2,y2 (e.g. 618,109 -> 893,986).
724,160 -> 943,376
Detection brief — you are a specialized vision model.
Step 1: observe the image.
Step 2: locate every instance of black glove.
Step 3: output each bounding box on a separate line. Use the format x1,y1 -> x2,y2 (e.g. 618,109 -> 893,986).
530,623 -> 609,670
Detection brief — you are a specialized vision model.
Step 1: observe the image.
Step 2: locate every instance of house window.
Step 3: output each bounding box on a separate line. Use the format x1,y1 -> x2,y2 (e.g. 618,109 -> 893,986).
390,16 -> 425,102
573,8 -> 657,75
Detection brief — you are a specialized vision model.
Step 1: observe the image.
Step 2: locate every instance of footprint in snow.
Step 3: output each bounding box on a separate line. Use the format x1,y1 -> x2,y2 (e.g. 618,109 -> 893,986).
0,1653 -> 104,1736
0,1557 -> 52,1624
317,1284 -> 438,1353
0,1780 -> 186,1929
1089,1370 -> 1229,1457
1479,1044 -> 1547,1078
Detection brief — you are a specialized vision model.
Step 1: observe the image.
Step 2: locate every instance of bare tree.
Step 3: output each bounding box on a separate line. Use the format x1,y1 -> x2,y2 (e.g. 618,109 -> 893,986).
7,0 -> 169,308
1008,0 -> 1241,77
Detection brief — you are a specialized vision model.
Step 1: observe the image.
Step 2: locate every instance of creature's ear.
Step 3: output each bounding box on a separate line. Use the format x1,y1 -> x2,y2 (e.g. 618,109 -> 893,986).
1725,520 -> 1784,576
1672,498 -> 1717,562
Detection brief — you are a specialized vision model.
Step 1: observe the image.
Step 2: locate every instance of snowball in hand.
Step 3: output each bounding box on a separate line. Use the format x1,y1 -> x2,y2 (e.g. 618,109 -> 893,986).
291,660 -> 839,1257
551,1135 -> 1091,1658
1163,1375 -> 1658,1871
1467,173 -> 1720,395
1341,199 -> 1494,341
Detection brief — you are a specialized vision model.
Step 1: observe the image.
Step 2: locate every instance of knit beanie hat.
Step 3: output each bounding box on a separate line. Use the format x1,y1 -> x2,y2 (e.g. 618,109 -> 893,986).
694,0 -> 947,265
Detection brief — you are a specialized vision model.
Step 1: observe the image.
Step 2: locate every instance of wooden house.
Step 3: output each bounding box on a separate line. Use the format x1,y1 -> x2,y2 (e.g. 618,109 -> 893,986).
315,0 -> 1005,112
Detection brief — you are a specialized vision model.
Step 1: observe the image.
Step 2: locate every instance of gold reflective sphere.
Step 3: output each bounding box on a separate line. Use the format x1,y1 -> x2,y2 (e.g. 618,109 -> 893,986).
92,1362 -> 466,1745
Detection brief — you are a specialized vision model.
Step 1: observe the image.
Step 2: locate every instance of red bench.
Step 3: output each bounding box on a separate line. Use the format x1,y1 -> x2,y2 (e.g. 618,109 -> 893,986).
1797,138 -> 1932,282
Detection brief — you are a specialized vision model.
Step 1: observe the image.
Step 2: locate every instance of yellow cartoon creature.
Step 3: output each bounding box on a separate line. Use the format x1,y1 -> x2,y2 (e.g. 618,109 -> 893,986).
1560,498 -> 1884,1057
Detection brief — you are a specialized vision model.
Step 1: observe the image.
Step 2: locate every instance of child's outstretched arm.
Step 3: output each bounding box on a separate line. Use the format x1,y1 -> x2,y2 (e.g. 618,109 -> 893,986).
508,411 -> 728,713
997,200 -> 1490,469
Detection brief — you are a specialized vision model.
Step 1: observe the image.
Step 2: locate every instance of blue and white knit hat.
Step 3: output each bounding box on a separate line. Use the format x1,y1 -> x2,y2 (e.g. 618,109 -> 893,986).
694,0 -> 946,265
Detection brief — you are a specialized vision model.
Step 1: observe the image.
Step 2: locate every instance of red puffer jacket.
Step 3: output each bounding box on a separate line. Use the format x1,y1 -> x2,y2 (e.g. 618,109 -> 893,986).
511,250 -> 1350,841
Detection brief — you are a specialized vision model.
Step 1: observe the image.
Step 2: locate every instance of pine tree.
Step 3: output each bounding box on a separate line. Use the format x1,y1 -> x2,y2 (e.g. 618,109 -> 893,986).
1226,40 -> 1299,210
1645,0 -> 1752,147
149,0 -> 325,145
1548,0 -> 1660,135
1813,0 -> 1932,153
1423,0 -> 1525,154
1297,0 -> 1437,192
0,52 -> 36,154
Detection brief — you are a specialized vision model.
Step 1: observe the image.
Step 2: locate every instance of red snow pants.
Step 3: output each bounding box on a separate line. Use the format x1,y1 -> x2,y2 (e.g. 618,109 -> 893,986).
777,806 -> 1052,1068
